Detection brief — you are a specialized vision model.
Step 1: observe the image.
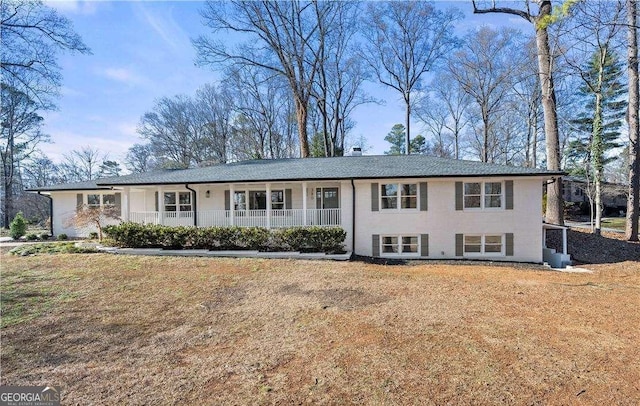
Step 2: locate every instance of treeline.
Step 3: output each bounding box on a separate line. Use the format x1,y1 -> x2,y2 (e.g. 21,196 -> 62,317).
2,0 -> 638,238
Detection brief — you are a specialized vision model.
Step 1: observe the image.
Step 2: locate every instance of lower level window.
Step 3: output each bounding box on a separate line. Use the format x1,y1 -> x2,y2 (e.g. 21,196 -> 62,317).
464,234 -> 503,255
382,235 -> 419,255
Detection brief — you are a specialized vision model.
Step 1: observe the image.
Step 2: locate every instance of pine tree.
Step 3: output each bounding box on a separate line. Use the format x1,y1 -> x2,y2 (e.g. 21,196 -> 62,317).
384,124 -> 406,155
567,46 -> 627,234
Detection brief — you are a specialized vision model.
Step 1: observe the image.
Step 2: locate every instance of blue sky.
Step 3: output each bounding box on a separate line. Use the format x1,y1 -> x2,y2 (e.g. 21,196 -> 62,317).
41,0 -> 526,166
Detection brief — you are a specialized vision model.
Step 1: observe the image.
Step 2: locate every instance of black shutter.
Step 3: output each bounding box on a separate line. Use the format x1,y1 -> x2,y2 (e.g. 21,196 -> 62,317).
455,233 -> 463,256
285,189 -> 292,209
505,180 -> 514,210
114,192 -> 122,216
455,182 -> 463,211
420,234 -> 429,256
154,191 -> 159,212
371,183 -> 379,211
224,190 -> 230,211
505,233 -> 514,256
419,182 -> 428,211
372,234 -> 380,257
76,193 -> 83,210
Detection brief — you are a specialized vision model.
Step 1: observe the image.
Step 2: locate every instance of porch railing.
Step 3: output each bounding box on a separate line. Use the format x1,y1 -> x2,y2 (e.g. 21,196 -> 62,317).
129,208 -> 341,228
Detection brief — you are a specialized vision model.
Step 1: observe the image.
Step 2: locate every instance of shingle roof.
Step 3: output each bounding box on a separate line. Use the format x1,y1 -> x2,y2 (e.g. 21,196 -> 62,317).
26,179 -> 106,192
30,155 -> 564,191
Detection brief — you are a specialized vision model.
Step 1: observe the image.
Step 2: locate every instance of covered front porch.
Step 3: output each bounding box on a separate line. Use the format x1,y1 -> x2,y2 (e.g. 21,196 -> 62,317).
121,181 -> 348,229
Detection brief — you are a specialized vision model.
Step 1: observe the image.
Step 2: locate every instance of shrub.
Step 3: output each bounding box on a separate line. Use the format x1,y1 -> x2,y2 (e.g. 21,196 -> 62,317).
277,227 -> 346,253
57,233 -> 68,240
9,242 -> 97,256
88,232 -> 99,239
40,233 -> 51,240
25,233 -> 39,241
9,212 -> 27,240
104,223 -> 346,253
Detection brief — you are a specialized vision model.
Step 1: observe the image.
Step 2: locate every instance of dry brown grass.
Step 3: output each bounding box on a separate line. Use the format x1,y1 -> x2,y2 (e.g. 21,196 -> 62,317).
1,253 -> 639,405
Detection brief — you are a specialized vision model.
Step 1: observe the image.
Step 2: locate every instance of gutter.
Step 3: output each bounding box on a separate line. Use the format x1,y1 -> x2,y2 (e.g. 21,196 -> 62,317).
350,179 -> 356,259
185,184 -> 197,226
37,192 -> 54,237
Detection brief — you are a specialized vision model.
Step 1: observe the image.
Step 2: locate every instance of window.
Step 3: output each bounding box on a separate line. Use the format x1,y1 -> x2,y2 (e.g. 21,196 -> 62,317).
164,192 -> 191,212
234,191 -> 246,211
464,182 -> 502,209
234,190 -> 284,211
464,234 -> 503,255
381,183 -> 417,210
87,194 -> 101,207
271,191 -> 284,210
87,193 -> 115,207
381,235 -> 419,255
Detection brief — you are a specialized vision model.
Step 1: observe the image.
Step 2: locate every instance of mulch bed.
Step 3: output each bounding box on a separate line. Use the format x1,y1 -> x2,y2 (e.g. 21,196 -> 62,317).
546,227 -> 640,264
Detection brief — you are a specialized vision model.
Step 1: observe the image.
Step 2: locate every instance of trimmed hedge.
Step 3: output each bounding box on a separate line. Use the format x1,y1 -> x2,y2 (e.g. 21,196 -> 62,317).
103,223 -> 346,253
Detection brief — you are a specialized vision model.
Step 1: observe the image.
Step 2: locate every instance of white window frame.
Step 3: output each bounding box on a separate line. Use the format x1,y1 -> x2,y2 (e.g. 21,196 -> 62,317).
234,189 -> 284,212
86,192 -> 116,208
380,183 -> 418,211
463,181 -> 503,210
463,234 -> 504,256
380,235 -> 420,256
163,191 -> 192,213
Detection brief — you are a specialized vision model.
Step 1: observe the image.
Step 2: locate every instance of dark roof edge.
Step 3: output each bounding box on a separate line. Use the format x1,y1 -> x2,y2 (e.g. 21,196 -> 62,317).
95,172 -> 565,187
25,186 -> 111,192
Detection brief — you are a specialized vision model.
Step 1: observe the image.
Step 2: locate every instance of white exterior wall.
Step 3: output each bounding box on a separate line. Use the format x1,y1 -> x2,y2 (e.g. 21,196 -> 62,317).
353,177 -> 544,263
51,191 -> 123,238
49,177 -> 544,261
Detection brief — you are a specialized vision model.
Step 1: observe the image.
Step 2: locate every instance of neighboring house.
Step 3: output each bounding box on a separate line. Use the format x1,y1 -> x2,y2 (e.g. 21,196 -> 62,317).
29,155 -> 563,263
562,176 -> 627,214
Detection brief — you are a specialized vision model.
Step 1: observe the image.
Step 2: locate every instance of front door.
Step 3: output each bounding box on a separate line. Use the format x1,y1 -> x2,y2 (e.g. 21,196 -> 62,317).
315,187 -> 339,225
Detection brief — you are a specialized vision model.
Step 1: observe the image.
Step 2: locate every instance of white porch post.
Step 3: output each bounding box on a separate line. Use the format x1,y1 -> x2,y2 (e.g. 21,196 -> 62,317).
158,186 -> 164,225
229,184 -> 235,226
266,183 -> 272,228
122,187 -> 130,222
562,228 -> 567,255
302,182 -> 308,226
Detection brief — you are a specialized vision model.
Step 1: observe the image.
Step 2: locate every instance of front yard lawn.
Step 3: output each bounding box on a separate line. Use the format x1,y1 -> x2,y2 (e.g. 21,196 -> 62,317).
1,254 -> 638,404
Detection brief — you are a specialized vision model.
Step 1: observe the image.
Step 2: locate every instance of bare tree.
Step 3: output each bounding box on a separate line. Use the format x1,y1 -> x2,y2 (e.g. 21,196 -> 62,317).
361,1 -> 461,154
59,146 -> 105,182
224,65 -> 296,160
312,1 -> 373,156
1,0 -> 90,108
1,81 -> 48,227
125,143 -> 157,174
194,1 -> 333,157
626,0 -> 639,241
472,0 -> 565,225
66,204 -> 120,241
447,27 -> 527,163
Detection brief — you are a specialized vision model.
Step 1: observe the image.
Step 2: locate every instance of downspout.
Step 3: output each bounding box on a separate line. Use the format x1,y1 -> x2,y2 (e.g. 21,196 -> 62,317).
185,184 -> 197,227
350,179 -> 356,259
38,192 -> 53,237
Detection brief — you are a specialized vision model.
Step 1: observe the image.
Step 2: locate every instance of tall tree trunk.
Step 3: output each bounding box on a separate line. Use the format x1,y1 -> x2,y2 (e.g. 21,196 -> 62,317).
405,94 -> 411,155
593,90 -> 604,236
482,110 -> 490,163
626,0 -> 640,241
535,4 -> 564,225
294,97 -> 310,158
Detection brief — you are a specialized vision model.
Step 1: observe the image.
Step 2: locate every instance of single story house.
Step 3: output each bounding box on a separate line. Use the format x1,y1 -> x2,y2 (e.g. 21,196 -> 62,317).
29,154 -> 564,263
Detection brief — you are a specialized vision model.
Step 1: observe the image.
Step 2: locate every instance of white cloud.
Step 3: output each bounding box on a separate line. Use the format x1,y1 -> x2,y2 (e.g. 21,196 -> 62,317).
101,67 -> 147,86
134,3 -> 190,53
